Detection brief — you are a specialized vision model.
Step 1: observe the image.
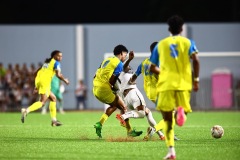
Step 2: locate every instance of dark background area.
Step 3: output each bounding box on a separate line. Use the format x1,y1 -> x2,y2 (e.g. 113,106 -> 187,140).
0,0 -> 239,24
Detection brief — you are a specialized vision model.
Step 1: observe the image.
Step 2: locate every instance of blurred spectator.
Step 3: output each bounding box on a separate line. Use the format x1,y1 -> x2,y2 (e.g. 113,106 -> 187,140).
0,63 -> 6,78
236,80 -> 240,107
75,79 -> 87,110
0,63 -> 39,112
0,76 -> 7,111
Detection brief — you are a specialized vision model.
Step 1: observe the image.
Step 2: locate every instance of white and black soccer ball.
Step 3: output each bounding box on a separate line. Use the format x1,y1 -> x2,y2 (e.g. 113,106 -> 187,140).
211,125 -> 224,139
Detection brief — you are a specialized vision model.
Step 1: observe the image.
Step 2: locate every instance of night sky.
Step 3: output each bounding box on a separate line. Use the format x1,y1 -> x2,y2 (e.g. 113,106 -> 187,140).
0,0 -> 239,24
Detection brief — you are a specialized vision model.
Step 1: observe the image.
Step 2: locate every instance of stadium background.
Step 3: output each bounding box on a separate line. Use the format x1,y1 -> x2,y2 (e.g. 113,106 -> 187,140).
0,0 -> 240,110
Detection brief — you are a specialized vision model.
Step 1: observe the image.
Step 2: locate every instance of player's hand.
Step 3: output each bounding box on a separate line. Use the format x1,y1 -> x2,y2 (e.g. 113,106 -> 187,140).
128,77 -> 136,85
193,81 -> 199,92
33,87 -> 38,94
128,51 -> 134,60
64,78 -> 70,85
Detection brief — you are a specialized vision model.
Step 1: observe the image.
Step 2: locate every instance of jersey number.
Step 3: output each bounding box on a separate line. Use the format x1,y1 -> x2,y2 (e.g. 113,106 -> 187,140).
101,60 -> 110,68
170,44 -> 178,58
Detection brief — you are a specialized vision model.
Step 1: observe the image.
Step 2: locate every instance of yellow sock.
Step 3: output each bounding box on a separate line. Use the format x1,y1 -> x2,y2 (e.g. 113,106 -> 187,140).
28,101 -> 42,112
125,119 -> 132,132
49,101 -> 57,119
99,113 -> 108,125
154,119 -> 164,131
163,120 -> 175,147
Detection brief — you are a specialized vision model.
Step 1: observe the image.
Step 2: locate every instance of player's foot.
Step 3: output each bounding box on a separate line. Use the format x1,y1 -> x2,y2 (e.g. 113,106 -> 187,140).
116,114 -> 126,127
128,129 -> 143,137
94,122 -> 102,138
41,108 -> 47,115
175,106 -> 186,127
163,154 -> 176,160
159,135 -> 165,140
59,109 -> 65,114
174,135 -> 180,141
51,120 -> 63,127
143,126 -> 155,141
21,108 -> 27,123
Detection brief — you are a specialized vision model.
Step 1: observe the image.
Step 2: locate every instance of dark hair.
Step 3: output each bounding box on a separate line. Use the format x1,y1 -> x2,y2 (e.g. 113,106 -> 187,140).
150,42 -> 158,53
113,44 -> 128,55
167,15 -> 184,35
45,50 -> 61,63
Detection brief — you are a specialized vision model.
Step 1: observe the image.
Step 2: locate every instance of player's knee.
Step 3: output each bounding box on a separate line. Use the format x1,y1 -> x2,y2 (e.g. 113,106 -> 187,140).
137,110 -> 146,118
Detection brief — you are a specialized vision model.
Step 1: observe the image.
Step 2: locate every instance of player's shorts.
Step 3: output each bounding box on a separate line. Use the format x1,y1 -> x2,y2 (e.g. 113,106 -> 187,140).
145,85 -> 157,103
124,88 -> 146,110
156,90 -> 192,113
52,88 -> 63,100
35,80 -> 51,97
93,85 -> 115,105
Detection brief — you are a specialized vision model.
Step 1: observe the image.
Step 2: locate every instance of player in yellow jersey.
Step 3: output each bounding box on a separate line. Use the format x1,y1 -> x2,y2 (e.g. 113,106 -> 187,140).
129,42 -> 179,141
149,15 -> 200,160
93,44 -> 142,138
21,50 -> 70,126
129,42 -> 159,103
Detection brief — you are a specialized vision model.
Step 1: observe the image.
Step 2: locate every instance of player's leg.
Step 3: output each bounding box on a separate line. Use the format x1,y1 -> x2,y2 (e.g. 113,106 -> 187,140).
41,99 -> 49,114
93,86 -> 118,138
48,92 -> 62,126
144,108 -> 165,140
118,89 -> 146,119
156,91 -> 176,159
21,91 -> 48,123
175,91 -> 192,127
162,111 -> 176,159
56,91 -> 64,114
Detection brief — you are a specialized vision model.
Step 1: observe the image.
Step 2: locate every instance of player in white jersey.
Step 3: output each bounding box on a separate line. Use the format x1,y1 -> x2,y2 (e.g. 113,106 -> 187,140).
115,52 -> 165,140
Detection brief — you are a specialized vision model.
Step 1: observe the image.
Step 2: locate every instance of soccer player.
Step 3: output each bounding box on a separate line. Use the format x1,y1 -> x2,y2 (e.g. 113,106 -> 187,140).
21,50 -> 70,126
93,44 -> 142,138
41,74 -> 65,114
115,51 -> 165,140
129,42 -> 179,141
149,15 -> 200,159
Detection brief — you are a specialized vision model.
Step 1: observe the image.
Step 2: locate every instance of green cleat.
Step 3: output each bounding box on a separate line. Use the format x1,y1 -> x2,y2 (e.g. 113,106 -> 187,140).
94,122 -> 102,138
128,129 -> 143,137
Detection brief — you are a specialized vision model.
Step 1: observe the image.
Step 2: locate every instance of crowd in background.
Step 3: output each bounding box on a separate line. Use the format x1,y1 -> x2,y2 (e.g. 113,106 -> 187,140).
0,62 -> 42,111
0,62 -> 88,112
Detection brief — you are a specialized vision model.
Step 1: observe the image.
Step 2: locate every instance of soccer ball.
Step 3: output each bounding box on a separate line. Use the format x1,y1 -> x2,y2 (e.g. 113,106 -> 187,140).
211,125 -> 224,139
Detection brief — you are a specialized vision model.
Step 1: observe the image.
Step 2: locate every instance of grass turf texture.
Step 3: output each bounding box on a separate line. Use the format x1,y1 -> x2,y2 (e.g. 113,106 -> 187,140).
0,111 -> 240,160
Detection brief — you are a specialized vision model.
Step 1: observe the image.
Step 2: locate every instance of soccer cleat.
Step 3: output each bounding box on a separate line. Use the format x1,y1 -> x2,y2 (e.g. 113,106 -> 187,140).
175,106 -> 186,127
21,108 -> 27,123
128,129 -> 143,137
94,122 -> 102,138
159,135 -> 165,141
51,120 -> 63,127
163,154 -> 176,160
116,114 -> 126,127
143,126 -> 155,141
174,135 -> 180,141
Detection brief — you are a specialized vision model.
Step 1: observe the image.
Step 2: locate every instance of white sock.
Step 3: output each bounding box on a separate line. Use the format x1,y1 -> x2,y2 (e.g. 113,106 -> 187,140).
146,111 -> 157,126
121,110 -> 145,119
157,130 -> 164,137
169,146 -> 176,156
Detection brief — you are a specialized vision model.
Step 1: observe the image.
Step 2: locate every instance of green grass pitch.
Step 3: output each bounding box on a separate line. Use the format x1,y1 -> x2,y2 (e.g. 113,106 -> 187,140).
0,111 -> 240,160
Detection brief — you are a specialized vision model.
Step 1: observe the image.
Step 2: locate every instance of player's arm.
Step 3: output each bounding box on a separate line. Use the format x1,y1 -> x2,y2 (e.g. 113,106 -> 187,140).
128,63 -> 141,85
109,62 -> 123,87
55,70 -> 69,85
149,46 -> 160,75
123,51 -> 134,72
191,53 -> 200,92
150,63 -> 160,75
